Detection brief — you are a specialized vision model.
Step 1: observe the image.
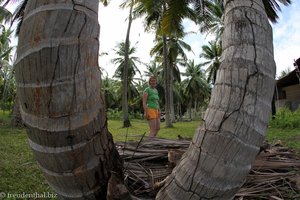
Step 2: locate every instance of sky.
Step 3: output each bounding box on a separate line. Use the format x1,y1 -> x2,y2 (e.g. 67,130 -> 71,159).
6,1 -> 300,79
98,1 -> 211,78
272,1 -> 300,76
98,1 -> 300,79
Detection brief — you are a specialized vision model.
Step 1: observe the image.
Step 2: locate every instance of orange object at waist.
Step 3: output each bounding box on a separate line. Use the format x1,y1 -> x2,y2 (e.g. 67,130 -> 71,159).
147,108 -> 160,120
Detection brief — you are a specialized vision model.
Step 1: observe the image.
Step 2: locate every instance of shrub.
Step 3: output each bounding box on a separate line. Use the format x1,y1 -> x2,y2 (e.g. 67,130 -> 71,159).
270,107 -> 300,129
106,108 -> 143,120
106,108 -> 122,120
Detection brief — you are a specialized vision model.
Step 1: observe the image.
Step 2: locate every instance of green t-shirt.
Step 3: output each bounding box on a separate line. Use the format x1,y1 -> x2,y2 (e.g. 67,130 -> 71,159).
144,87 -> 159,109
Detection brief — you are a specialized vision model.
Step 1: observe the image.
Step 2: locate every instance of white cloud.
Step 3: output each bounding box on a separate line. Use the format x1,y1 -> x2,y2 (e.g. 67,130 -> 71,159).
272,1 -> 300,76
6,1 -> 299,79
99,2 -> 155,78
98,4 -> 208,78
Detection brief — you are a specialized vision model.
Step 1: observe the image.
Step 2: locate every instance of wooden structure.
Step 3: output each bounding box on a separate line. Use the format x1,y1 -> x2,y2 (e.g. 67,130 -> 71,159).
275,65 -> 300,111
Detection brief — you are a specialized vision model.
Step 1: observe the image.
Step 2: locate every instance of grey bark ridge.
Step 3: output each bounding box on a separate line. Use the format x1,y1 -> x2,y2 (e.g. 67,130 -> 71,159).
156,0 -> 276,199
15,1 -> 125,199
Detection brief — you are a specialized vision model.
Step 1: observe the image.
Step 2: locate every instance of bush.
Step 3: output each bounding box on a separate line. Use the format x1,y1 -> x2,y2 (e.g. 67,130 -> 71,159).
270,107 -> 300,129
106,108 -> 122,120
106,108 -> 143,120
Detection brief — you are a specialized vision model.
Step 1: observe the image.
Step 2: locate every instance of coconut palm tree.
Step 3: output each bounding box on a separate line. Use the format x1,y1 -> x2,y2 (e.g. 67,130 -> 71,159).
101,76 -> 120,109
198,0 -> 224,41
200,39 -> 222,85
0,2 -> 12,23
182,60 -> 210,119
112,41 -> 142,119
119,0 -> 136,127
151,35 -> 192,124
0,26 -> 13,67
144,60 -> 162,78
0,24 -> 15,113
135,0 -> 200,127
135,0 -> 173,127
156,0 -> 291,199
14,1 -> 129,199
195,0 -> 223,87
173,81 -> 185,120
112,42 -> 141,78
112,42 -> 142,84
167,37 -> 192,123
14,0 -> 291,199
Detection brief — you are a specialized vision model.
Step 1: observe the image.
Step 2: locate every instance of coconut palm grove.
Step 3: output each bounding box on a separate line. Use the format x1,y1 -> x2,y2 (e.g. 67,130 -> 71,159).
1,0 -> 300,200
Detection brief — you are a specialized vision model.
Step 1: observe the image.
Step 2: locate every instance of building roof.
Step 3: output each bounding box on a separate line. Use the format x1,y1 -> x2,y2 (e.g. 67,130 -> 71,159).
276,69 -> 300,88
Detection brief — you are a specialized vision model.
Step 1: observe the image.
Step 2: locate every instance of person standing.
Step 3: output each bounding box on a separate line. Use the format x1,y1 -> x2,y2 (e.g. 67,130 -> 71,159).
143,76 -> 160,138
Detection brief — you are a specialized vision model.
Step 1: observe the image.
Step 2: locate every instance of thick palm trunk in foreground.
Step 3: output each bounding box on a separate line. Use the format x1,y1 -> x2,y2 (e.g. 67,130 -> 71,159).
157,0 -> 276,199
14,1 -> 125,199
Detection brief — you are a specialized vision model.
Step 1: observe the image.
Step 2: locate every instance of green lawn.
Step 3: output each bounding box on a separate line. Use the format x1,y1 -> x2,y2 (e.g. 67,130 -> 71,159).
266,127 -> 300,154
0,114 -> 201,198
0,112 -> 54,199
0,112 -> 299,198
108,119 -> 201,141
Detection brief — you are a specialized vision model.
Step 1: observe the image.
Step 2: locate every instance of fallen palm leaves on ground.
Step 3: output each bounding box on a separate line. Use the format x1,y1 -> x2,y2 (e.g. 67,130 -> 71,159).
116,136 -> 300,199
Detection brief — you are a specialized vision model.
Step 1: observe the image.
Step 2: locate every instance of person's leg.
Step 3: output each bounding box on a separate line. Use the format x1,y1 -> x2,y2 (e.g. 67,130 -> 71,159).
153,117 -> 160,137
148,119 -> 157,137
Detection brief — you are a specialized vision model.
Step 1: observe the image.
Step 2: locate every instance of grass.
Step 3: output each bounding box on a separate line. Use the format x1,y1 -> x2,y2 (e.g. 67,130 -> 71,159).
0,114 -> 201,198
0,112 -> 299,198
108,119 -> 201,141
266,127 -> 300,154
0,112 -> 54,199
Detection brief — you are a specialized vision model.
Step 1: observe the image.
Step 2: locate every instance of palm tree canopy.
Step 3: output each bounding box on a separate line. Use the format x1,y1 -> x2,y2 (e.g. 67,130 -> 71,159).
0,27 -> 13,61
262,0 -> 291,23
182,59 -> 210,100
197,0 -> 291,41
198,0 -> 224,40
200,39 -> 222,84
0,4 -> 12,23
161,0 -> 199,37
112,41 -> 142,80
150,36 -> 192,63
144,60 -> 162,78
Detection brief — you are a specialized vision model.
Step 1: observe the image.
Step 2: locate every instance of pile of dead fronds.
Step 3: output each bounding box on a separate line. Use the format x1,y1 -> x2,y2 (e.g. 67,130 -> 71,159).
236,142 -> 300,199
117,136 -> 189,198
116,136 -> 300,199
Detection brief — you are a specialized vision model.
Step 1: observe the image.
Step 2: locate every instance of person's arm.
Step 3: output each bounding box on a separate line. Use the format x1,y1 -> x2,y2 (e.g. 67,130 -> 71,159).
143,92 -> 148,118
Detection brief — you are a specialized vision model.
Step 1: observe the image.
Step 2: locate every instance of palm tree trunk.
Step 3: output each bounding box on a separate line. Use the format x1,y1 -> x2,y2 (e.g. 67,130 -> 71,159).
122,1 -> 134,128
170,65 -> 175,122
162,3 -> 172,128
193,99 -> 197,119
163,35 -> 172,127
188,100 -> 192,120
14,1 -> 127,199
156,0 -> 275,199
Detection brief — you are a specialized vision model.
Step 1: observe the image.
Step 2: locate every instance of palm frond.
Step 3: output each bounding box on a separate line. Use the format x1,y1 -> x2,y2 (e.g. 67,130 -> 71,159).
262,0 -> 291,23
0,6 -> 12,23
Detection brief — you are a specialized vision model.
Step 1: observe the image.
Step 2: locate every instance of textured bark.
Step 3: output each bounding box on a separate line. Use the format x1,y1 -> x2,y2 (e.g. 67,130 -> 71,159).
10,94 -> 24,127
163,34 -> 172,128
170,65 -> 175,123
122,2 -> 133,128
156,0 -> 276,199
14,1 -> 125,199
